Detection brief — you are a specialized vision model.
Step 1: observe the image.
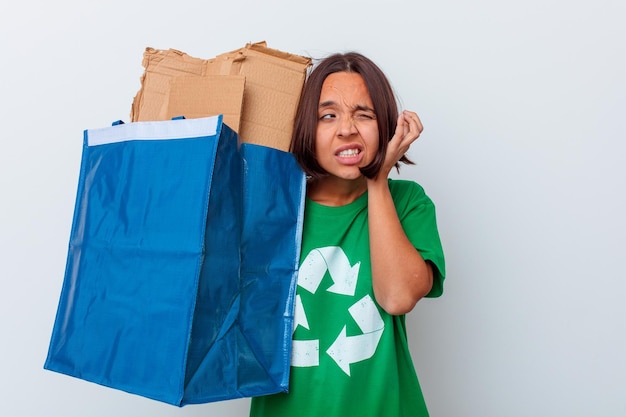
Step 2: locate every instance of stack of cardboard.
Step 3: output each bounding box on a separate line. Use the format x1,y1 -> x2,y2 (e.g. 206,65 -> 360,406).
131,41 -> 312,151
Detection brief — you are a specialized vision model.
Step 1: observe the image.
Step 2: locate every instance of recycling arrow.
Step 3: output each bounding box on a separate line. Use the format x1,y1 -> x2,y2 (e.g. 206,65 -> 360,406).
292,339 -> 319,367
326,294 -> 384,376
292,293 -> 317,367
291,247 -> 385,375
293,294 -> 309,333
298,246 -> 360,296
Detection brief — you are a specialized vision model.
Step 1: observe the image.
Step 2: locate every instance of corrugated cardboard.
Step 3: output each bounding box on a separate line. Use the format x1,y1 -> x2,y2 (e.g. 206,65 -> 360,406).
131,42 -> 312,151
130,49 -> 245,133
167,76 -> 245,132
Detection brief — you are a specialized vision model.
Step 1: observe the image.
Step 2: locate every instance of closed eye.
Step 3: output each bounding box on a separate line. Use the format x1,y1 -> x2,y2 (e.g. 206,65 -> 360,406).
355,112 -> 376,120
353,104 -> 376,120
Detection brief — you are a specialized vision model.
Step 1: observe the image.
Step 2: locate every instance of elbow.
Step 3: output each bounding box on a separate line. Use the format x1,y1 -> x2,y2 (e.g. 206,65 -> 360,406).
376,286 -> 430,316
379,297 -> 418,316
376,275 -> 433,316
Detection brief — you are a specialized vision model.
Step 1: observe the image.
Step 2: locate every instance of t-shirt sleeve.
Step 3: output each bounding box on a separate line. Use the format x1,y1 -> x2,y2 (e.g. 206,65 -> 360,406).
390,180 -> 446,298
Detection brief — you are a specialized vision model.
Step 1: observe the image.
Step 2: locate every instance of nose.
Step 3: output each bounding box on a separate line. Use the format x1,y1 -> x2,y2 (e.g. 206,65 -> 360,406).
337,115 -> 357,138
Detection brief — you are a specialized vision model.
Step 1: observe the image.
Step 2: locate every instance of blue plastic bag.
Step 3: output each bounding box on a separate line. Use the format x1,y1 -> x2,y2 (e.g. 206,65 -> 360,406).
44,115 -> 305,406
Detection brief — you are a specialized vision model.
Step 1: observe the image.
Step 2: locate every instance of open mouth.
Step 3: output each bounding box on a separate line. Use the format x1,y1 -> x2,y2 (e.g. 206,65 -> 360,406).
337,148 -> 361,157
334,145 -> 364,166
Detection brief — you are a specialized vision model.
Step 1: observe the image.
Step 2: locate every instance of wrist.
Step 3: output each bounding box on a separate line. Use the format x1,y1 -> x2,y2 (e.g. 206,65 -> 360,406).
366,176 -> 390,195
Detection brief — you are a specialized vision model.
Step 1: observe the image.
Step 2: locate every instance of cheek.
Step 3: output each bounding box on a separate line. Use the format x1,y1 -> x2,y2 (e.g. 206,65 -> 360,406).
314,126 -> 330,149
364,127 -> 380,151
354,119 -> 379,146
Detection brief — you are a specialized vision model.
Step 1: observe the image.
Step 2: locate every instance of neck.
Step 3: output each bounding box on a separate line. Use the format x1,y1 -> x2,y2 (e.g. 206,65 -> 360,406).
307,176 -> 367,206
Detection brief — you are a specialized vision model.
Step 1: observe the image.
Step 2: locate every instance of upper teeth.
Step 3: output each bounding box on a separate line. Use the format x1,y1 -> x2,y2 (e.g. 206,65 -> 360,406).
338,149 -> 359,157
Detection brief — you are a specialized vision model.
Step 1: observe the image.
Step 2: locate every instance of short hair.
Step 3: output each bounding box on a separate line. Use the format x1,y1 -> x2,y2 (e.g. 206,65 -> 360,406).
290,52 -> 413,179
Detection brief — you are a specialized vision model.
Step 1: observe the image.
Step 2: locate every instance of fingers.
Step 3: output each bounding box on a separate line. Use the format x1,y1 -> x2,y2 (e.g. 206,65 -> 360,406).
391,110 -> 423,150
400,110 -> 423,142
381,110 -> 424,175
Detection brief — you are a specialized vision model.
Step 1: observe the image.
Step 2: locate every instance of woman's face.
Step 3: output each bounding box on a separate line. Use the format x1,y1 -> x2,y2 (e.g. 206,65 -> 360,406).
315,71 -> 379,181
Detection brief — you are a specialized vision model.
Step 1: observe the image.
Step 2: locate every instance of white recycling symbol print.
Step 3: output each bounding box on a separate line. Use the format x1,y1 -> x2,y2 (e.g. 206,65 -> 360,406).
291,246 -> 385,376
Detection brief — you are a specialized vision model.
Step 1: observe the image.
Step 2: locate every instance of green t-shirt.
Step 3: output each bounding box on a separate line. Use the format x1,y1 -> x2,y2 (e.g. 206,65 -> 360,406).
250,179 -> 445,417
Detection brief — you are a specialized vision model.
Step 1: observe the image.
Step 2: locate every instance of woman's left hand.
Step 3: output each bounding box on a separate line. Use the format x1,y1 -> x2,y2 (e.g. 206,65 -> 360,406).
376,110 -> 424,180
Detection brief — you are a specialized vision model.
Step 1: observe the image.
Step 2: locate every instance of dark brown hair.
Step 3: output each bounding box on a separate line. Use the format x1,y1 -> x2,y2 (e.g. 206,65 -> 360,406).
290,52 -> 413,179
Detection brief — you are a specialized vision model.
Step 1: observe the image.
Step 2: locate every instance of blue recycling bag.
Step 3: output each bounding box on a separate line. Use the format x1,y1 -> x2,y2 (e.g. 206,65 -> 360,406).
44,115 -> 305,406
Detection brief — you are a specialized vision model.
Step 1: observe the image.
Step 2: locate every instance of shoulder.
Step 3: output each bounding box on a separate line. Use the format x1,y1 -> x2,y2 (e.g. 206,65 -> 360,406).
388,179 -> 433,209
388,178 -> 425,194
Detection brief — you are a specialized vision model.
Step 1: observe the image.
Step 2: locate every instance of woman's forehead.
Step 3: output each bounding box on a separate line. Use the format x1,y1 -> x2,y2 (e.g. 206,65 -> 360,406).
319,72 -> 373,107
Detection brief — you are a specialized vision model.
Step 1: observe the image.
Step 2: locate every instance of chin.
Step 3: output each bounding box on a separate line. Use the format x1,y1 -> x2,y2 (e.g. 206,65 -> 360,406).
337,171 -> 365,181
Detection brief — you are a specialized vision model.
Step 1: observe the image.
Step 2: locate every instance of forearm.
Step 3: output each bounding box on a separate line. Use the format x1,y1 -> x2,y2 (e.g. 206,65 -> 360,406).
367,179 -> 433,315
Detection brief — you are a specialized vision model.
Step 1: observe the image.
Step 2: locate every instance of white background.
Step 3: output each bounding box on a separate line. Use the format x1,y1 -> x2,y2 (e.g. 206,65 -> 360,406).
1,1 -> 624,416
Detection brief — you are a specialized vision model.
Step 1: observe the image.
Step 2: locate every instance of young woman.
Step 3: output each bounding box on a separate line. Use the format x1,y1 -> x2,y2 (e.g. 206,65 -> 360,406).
250,52 -> 445,417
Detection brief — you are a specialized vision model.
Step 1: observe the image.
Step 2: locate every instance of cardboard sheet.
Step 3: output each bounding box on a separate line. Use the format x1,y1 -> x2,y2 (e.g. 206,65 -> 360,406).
131,42 -> 312,151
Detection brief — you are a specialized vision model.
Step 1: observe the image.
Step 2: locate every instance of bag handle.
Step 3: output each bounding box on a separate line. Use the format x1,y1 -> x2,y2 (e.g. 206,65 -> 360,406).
112,116 -> 185,127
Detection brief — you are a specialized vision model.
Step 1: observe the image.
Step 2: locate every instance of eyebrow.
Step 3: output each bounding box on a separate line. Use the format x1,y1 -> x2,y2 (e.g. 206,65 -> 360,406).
318,100 -> 375,113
